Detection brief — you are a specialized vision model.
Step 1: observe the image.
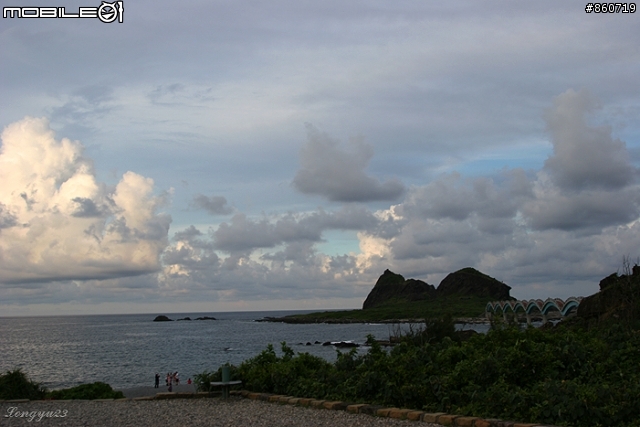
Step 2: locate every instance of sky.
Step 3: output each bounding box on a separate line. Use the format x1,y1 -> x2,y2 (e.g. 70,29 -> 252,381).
1,1 -> 639,316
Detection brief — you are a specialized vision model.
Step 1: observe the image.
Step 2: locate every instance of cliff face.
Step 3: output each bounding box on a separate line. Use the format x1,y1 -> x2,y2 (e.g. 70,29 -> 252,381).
437,267 -> 512,300
362,269 -> 437,309
577,266 -> 640,321
362,267 -> 511,310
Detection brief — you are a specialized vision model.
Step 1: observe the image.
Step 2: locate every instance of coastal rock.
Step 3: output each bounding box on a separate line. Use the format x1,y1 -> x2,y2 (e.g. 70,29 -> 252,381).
195,316 -> 217,320
153,315 -> 173,322
362,267 -> 511,310
436,267 -> 511,300
333,341 -> 359,348
177,317 -> 192,321
577,266 -> 640,321
362,269 -> 436,309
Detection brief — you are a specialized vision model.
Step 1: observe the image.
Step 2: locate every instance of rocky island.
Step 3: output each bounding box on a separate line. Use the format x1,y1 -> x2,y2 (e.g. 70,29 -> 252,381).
153,315 -> 217,322
260,267 -> 512,323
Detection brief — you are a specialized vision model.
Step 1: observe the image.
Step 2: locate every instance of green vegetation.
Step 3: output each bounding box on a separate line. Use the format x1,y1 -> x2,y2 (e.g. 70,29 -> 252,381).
0,369 -> 47,400
193,366 -> 226,392
220,318 -> 640,427
277,295 -> 490,322
46,382 -> 124,400
0,370 -> 123,400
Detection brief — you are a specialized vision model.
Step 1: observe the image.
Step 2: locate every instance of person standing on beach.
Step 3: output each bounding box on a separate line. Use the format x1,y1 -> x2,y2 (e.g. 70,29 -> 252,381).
154,373 -> 159,388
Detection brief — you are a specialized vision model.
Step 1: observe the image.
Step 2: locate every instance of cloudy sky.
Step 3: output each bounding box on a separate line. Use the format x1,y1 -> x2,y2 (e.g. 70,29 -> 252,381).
1,0 -> 639,316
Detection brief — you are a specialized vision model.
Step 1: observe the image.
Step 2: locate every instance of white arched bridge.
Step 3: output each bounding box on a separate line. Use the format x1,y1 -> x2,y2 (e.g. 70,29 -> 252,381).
485,297 -> 583,324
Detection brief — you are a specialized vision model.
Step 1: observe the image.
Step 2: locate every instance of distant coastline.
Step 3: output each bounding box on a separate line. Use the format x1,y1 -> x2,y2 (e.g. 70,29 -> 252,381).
255,314 -> 492,324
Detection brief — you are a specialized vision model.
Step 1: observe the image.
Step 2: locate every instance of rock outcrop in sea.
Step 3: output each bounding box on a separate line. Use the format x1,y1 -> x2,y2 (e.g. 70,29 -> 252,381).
362,270 -> 436,309
362,267 -> 512,309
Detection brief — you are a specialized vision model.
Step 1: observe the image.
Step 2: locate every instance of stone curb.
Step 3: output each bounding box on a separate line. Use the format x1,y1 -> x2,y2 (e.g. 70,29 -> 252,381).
237,389 -> 556,427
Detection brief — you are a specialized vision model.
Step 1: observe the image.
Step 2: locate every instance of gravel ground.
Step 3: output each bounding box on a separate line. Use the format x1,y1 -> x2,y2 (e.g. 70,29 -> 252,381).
0,398 -> 444,427
118,384 -> 197,398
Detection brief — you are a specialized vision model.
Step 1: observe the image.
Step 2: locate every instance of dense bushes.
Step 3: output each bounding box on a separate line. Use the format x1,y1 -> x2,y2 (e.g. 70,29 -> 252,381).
0,370 -> 123,400
46,382 -> 124,400
230,321 -> 640,427
0,369 -> 46,400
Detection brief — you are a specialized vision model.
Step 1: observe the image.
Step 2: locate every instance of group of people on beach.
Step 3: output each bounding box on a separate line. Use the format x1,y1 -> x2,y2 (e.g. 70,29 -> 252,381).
154,372 -> 191,391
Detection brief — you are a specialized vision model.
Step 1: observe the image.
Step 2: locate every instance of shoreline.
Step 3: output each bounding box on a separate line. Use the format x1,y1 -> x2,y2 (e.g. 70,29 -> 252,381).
256,316 -> 492,324
117,383 -> 197,399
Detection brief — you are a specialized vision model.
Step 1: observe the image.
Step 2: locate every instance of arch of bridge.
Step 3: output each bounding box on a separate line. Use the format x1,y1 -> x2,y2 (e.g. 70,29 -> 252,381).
486,297 -> 583,317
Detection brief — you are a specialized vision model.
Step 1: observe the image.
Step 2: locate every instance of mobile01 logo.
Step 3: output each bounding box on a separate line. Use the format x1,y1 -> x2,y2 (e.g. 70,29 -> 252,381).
3,1 -> 124,23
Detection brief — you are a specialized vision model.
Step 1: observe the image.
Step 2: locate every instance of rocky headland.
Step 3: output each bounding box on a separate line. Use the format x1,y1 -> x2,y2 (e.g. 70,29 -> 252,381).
153,315 -> 217,322
260,267 -> 512,324
577,264 -> 640,322
363,267 -> 512,309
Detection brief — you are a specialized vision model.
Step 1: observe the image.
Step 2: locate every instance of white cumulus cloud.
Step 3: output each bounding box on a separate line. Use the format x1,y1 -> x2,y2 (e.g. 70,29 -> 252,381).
0,117 -> 171,285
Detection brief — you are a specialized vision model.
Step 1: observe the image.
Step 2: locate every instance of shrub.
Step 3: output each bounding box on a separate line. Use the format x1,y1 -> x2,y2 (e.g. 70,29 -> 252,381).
0,369 -> 47,400
230,321 -> 640,427
46,382 -> 124,400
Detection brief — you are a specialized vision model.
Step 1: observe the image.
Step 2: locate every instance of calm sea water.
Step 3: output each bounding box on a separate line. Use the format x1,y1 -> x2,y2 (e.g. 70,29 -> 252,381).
0,311 -> 420,391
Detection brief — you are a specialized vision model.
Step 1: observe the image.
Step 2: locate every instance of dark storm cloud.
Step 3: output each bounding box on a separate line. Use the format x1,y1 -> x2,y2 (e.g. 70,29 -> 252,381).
402,170 -> 532,221
519,89 -> 640,232
71,197 -> 107,218
293,124 -> 405,202
544,89 -> 637,191
191,194 -> 234,215
522,188 -> 640,232
212,206 -> 379,253
172,225 -> 203,242
0,203 -> 18,229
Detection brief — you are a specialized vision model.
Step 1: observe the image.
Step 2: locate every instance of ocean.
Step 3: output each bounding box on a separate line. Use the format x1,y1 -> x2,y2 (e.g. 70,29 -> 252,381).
0,310 -> 424,391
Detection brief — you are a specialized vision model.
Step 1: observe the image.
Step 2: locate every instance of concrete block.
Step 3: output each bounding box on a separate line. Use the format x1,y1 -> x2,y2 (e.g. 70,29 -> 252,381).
455,416 -> 479,426
376,407 -> 398,417
389,408 -> 412,419
437,414 -> 460,426
422,412 -> 447,423
322,401 -> 343,410
406,411 -> 424,421
359,405 -> 383,415
346,404 -> 367,413
297,398 -> 312,406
